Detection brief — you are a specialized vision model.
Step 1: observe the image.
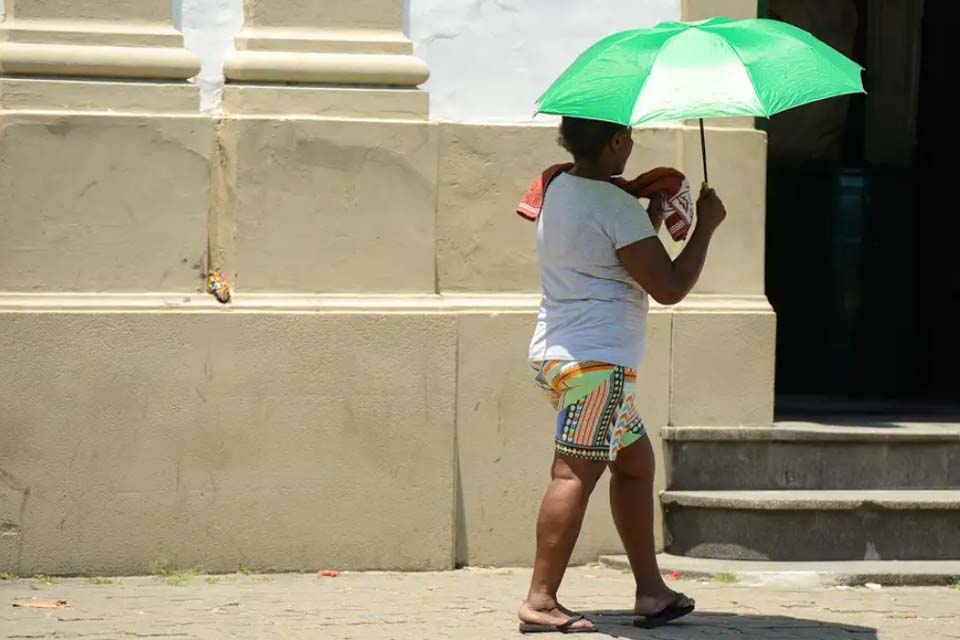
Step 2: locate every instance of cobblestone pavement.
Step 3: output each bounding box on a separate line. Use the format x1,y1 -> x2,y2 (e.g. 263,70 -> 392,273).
2,565 -> 959,639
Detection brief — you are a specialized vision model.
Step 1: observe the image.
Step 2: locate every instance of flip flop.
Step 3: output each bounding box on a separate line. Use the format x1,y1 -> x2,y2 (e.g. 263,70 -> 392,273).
519,614 -> 598,634
633,593 -> 695,628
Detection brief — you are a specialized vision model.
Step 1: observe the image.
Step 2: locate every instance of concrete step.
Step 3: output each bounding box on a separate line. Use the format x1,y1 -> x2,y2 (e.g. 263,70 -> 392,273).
663,423 -> 960,490
599,553 -> 960,586
662,490 -> 960,561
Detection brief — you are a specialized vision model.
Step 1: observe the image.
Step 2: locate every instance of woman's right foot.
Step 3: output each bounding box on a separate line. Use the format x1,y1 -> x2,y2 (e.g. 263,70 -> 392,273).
634,587 -> 694,616
633,587 -> 695,629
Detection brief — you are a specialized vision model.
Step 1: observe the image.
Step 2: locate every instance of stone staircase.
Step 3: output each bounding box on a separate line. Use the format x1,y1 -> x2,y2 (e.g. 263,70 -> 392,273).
603,421 -> 960,584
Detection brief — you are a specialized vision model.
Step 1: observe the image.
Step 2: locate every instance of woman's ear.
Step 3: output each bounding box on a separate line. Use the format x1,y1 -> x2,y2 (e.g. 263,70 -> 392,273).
609,130 -> 625,153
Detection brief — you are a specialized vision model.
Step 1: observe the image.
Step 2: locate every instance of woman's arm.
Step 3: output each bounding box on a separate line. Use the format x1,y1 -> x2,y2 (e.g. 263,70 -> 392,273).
617,186 -> 727,306
646,196 -> 664,234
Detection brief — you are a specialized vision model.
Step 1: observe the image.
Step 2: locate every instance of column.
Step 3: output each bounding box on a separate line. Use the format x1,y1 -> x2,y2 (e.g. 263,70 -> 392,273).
682,0 -> 758,21
670,0 -> 775,427
223,0 -> 428,117
0,0 -> 199,79
0,0 -> 220,579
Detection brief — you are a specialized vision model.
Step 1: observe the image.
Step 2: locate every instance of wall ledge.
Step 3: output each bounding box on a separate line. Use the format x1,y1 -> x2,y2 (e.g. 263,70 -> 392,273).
0,293 -> 772,315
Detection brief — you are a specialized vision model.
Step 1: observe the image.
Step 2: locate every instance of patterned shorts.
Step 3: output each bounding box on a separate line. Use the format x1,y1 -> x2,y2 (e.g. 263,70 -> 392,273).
534,360 -> 646,462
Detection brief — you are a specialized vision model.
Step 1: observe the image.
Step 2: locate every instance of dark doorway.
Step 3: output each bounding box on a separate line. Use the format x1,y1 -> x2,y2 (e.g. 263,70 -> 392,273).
763,0 -> 960,416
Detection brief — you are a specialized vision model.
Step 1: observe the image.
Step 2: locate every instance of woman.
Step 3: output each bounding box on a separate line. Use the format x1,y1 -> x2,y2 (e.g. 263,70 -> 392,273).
518,116 -> 727,634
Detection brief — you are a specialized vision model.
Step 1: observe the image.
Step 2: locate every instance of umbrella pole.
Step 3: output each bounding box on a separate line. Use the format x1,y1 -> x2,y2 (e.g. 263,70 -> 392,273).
699,118 -> 709,185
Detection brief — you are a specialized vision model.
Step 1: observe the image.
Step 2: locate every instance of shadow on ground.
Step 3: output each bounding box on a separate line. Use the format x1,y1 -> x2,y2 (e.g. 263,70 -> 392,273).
583,609 -> 877,639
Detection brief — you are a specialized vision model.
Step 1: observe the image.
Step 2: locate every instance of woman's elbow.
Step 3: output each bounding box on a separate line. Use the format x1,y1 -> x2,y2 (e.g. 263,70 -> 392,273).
648,285 -> 686,306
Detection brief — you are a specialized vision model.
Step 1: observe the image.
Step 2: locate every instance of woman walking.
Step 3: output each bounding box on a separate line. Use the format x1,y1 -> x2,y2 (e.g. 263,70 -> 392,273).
518,116 -> 727,634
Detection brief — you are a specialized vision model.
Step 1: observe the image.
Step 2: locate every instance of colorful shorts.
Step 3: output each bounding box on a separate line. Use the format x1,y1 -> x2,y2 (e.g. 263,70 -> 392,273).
534,360 -> 646,462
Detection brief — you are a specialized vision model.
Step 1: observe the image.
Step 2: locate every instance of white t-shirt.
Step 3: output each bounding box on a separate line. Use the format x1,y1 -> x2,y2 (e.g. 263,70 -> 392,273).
528,172 -> 658,370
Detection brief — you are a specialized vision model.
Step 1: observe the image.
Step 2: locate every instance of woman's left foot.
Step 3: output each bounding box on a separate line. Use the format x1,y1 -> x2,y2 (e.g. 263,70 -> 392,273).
518,601 -> 598,633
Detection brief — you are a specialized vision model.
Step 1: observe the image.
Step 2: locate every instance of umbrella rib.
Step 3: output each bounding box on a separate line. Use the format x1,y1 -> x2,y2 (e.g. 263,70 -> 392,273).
746,24 -> 864,117
627,27 -> 692,126
755,19 -> 866,81
624,30 -> 681,125
798,39 -> 866,91
535,29 -> 648,109
712,33 -> 770,118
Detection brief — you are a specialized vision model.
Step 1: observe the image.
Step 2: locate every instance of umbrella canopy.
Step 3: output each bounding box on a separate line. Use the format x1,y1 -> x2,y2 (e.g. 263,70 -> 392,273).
537,17 -> 864,126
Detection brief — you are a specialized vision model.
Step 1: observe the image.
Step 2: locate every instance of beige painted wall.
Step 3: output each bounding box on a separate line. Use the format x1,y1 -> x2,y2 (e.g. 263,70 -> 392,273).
682,0 -> 757,22
243,0 -> 404,31
221,117 -> 438,293
0,310 -> 458,575
0,0 -> 772,574
0,113 -> 211,292
0,112 -> 773,573
7,0 -> 170,22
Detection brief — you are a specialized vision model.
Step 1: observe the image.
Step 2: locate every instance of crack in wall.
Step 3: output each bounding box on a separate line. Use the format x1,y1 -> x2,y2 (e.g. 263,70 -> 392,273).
206,116 -> 236,300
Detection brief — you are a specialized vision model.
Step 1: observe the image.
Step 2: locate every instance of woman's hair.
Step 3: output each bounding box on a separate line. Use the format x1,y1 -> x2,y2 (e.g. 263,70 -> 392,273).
558,116 -> 628,160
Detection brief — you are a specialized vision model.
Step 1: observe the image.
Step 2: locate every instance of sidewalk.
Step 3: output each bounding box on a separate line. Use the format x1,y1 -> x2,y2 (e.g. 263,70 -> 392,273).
2,565 -> 957,639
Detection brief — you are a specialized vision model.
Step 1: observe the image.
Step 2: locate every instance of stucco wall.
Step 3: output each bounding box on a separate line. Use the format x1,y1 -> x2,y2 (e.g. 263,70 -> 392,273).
0,114 -> 773,574
1,0 -> 771,574
407,0 -> 681,122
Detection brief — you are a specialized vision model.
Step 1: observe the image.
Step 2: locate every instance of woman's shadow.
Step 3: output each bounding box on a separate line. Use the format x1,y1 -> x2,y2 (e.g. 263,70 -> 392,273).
582,609 -> 878,639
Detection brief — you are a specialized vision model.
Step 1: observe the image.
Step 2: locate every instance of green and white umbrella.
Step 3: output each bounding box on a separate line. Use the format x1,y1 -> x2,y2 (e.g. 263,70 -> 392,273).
537,17 -> 865,181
